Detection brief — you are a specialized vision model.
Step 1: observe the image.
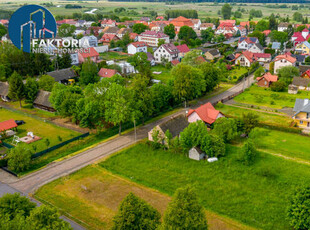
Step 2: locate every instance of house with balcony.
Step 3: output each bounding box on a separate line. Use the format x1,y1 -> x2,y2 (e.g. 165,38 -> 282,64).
234,51 -> 257,67
138,31 -> 170,47
293,98 -> 310,128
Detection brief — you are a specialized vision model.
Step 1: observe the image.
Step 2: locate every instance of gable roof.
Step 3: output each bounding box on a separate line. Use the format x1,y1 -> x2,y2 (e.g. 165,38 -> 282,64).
46,68 -> 77,82
293,99 -> 310,115
160,43 -> 179,55
171,59 -> 180,66
98,68 -> 117,78
271,42 -> 281,49
253,53 -> 271,58
79,47 -> 99,58
187,102 -> 220,125
206,48 -> 220,56
139,31 -> 168,38
292,77 -> 310,87
0,81 -> 9,96
33,90 -> 54,109
176,44 -> 190,53
275,54 -> 296,63
257,72 -> 278,83
129,41 -> 147,48
239,36 -> 258,44
158,114 -> 189,138
235,51 -> 256,63
0,119 -> 17,132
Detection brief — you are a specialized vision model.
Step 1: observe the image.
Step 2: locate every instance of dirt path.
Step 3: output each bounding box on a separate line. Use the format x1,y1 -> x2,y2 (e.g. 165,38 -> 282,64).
259,149 -> 310,166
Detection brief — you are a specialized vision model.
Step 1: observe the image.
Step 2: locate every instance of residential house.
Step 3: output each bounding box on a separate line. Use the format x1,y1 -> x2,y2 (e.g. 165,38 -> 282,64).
129,33 -> 139,41
248,43 -> 264,53
33,90 -> 55,112
170,16 -> 194,32
94,45 -> 109,54
292,54 -> 306,66
191,19 -> 201,30
73,29 -> 85,36
84,27 -> 102,37
0,19 -> 9,26
98,68 -> 119,78
219,20 -> 236,25
75,20 -> 87,27
295,41 -> 310,54
99,34 -> 120,44
176,44 -> 190,58
79,35 -> 98,48
216,22 -> 236,35
205,49 -> 221,60
256,72 -> 278,87
154,43 -> 179,63
100,19 -> 116,27
156,16 -> 164,20
274,54 -> 297,73
149,22 -> 167,32
292,29 -> 310,46
171,59 -> 180,66
278,22 -> 290,32
291,77 -> 310,90
234,51 -> 257,67
301,69 -> 310,78
236,26 -> 247,36
46,68 -> 77,84
117,28 -> 132,38
138,31 -> 170,47
127,42 -> 148,55
200,23 -> 215,30
101,26 -> 119,35
78,47 -> 100,63
189,147 -> 205,161
293,98 -> 310,128
237,37 -> 259,50
0,82 -> 9,101
148,114 -> 189,144
253,53 -> 272,63
107,61 -> 136,74
187,102 -> 224,126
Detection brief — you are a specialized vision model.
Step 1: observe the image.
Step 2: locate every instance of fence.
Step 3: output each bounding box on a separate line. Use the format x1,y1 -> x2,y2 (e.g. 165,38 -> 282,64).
32,132 -> 89,159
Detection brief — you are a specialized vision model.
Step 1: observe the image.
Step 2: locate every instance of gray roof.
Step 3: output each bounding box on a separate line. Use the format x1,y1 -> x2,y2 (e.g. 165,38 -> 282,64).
0,82 -> 9,96
293,99 -> 310,115
292,77 -> 310,87
33,90 -> 54,109
46,68 -> 77,82
206,49 -> 220,56
292,54 -> 305,63
254,43 -> 264,50
158,114 -> 189,138
298,65 -> 310,74
272,42 -> 281,49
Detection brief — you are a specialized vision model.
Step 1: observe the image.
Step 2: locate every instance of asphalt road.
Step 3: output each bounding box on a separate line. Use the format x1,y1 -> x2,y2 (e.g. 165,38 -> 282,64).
0,74 -> 254,229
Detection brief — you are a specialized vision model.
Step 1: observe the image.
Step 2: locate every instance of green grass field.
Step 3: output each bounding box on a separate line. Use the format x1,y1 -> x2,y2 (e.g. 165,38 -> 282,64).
215,104 -> 294,127
227,67 -> 248,83
99,143 -> 310,230
100,52 -> 130,61
234,85 -> 310,109
151,65 -> 172,84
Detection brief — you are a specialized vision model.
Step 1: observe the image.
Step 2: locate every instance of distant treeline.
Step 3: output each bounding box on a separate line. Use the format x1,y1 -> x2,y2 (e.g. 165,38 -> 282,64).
0,9 -> 13,20
166,10 -> 198,19
65,4 -> 82,9
108,0 -> 307,3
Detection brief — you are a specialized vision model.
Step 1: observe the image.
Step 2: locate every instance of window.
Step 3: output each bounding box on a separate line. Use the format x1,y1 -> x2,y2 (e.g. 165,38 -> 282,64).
300,120 -> 303,124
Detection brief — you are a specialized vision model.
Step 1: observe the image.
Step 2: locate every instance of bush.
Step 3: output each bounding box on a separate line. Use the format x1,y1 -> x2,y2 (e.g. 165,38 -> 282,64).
7,145 -> 32,172
239,140 -> 257,165
271,81 -> 286,92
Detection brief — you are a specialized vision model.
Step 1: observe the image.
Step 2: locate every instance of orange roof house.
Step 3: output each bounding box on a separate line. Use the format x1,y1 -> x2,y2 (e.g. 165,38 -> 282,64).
78,47 -> 100,64
301,69 -> 310,78
256,72 -> 278,87
170,16 -> 194,31
234,51 -> 257,67
0,119 -> 17,132
187,103 -> 224,126
98,68 -> 118,78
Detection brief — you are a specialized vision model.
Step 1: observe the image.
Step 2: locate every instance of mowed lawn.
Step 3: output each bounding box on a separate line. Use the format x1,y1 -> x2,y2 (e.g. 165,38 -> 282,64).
234,85 -> 310,109
100,143 -> 310,230
0,109 -> 79,152
151,65 -> 172,84
252,127 -> 310,162
35,165 -> 255,230
215,104 -> 294,127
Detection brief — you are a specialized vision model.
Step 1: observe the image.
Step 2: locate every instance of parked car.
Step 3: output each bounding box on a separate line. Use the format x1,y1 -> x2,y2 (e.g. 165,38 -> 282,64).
15,120 -> 25,126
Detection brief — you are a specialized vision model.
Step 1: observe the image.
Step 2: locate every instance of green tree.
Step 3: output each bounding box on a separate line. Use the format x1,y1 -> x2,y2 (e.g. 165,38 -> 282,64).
8,72 -> 25,108
158,39 -> 166,47
234,11 -> 242,18
212,117 -> 238,142
296,25 -> 307,32
269,14 -> 278,30
248,31 -> 265,46
79,58 -> 99,85
254,66 -> 265,78
132,23 -> 148,34
38,75 -> 55,92
287,186 -> 310,230
162,186 -> 208,229
209,134 -> 226,157
24,78 -> 39,103
0,24 -> 7,39
270,31 -> 288,44
27,205 -> 72,230
293,12 -> 303,22
221,3 -> 232,20
239,140 -> 257,165
277,66 -> 299,84
178,26 -> 197,44
201,27 -> 214,43
113,193 -> 161,230
199,62 -> 221,92
270,81 -> 286,92
181,50 -> 202,66
0,193 -> 36,220
150,83 -> 173,114
269,61 -> 275,74
7,144 -> 32,172
128,52 -> 151,79
104,83 -> 132,135
172,64 -> 206,106
242,112 -> 259,135
255,20 -> 269,31
58,24 -> 76,37
164,24 -> 176,39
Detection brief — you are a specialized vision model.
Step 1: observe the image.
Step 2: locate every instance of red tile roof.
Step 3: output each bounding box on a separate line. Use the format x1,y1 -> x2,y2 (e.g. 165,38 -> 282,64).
275,54 -> 296,64
235,51 -> 256,63
79,47 -> 99,58
129,41 -> 147,48
253,53 -> 271,58
139,31 -> 168,38
99,34 -> 119,43
301,69 -> 310,77
263,30 -> 271,36
129,33 -> 138,40
98,68 -> 117,78
187,102 -> 221,125
257,72 -> 278,83
171,59 -> 180,66
176,44 -> 190,53
0,119 -> 17,132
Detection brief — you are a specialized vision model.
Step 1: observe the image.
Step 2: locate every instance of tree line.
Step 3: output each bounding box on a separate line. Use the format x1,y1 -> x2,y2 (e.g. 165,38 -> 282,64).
108,0 -> 306,3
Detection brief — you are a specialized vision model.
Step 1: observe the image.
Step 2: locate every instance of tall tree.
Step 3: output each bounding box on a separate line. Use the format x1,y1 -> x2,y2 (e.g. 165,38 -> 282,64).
212,117 -> 238,142
24,78 -> 39,103
58,24 -> 76,37
162,186 -> 208,229
178,26 -> 197,44
38,75 -> 55,92
79,59 -> 99,85
128,52 -> 151,80
132,23 -> 148,34
7,144 -> 32,172
221,3 -> 232,20
112,193 -> 161,230
164,24 -> 176,39
8,72 -> 25,108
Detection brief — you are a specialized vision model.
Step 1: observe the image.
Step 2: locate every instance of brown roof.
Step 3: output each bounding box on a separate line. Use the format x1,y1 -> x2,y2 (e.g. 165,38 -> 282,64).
158,114 -> 189,138
33,90 -> 54,109
292,77 -> 310,87
0,82 -> 9,96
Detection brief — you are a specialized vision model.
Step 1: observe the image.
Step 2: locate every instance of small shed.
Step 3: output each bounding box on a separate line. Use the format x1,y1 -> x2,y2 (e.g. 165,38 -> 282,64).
189,147 -> 205,161
33,90 -> 55,112
288,84 -> 298,94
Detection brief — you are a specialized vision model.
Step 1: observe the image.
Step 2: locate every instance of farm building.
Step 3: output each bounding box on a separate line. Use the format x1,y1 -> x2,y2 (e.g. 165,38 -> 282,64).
33,90 -> 55,112
189,147 -> 205,161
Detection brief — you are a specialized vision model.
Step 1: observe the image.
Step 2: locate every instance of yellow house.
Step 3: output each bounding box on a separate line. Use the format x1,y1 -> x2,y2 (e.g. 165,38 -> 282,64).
296,41 -> 310,55
293,98 -> 310,128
